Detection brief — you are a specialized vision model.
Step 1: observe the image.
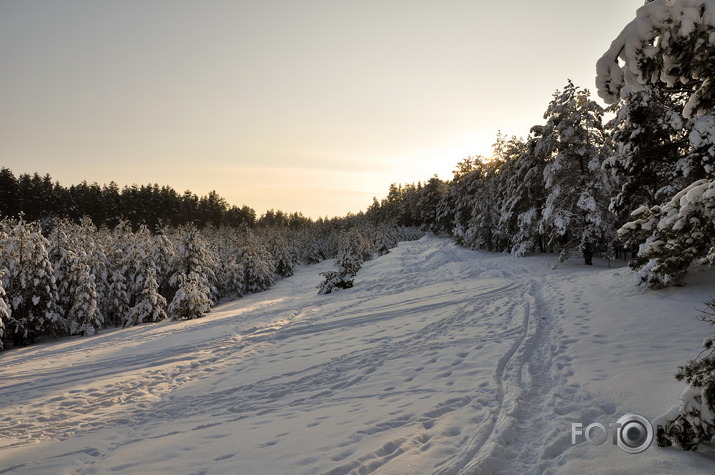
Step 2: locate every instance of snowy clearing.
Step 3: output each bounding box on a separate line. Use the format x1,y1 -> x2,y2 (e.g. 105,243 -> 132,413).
1,235 -> 715,474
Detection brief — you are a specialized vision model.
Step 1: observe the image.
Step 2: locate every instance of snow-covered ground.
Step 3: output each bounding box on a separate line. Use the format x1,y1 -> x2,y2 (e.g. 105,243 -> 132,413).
1,235 -> 714,474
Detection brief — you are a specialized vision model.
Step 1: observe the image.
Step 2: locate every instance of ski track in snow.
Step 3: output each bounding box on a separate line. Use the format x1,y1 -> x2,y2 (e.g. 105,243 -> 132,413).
1,235 -> 714,474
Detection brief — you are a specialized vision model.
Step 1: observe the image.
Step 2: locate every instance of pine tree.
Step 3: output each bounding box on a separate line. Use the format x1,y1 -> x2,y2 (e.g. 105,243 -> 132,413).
497,135 -> 547,256
619,179 -> 715,287
0,217 -> 63,345
604,85 -> 689,221
169,272 -> 212,320
107,269 -> 129,327
318,229 -> 372,294
0,271 -> 11,350
241,232 -> 276,294
598,0 -> 715,284
221,257 -> 245,298
536,81 -> 615,265
212,228 -> 245,299
67,261 -> 102,336
416,176 -> 447,232
301,230 -> 327,264
170,224 -> 217,303
269,232 -> 295,278
124,266 -> 167,327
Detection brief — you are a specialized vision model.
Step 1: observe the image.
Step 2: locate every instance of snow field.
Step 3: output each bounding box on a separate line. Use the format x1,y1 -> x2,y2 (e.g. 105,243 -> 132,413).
1,235 -> 714,473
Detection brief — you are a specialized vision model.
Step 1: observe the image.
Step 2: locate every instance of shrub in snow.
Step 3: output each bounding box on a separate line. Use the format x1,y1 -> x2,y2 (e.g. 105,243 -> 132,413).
656,299 -> 715,450
169,272 -> 212,321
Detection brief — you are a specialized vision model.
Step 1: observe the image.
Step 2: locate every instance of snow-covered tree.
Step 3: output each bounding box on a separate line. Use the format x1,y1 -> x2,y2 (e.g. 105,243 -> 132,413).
620,179 -> 715,286
489,134 -> 547,256
604,85 -> 689,219
506,140 -> 548,256
268,232 -> 295,278
373,225 -> 398,256
0,217 -> 63,345
536,81 -> 615,265
464,158 -> 503,252
212,229 -> 245,299
596,0 -> 715,119
318,228 -> 372,294
124,266 -> 167,327
48,219 -> 105,334
170,224 -> 217,303
241,232 -> 276,294
300,230 -> 327,264
598,0 -> 715,284
67,261 -> 102,336
169,271 -> 212,320
106,269 -> 129,328
0,271 -> 11,350
416,176 -> 448,232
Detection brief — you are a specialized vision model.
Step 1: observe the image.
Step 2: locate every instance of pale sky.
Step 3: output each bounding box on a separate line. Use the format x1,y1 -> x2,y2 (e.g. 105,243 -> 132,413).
1,0 -> 644,219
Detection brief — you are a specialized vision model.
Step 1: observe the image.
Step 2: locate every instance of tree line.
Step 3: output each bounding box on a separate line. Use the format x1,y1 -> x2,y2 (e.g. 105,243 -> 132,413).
0,213 -> 421,349
364,77 -> 714,286
0,169 -> 315,230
